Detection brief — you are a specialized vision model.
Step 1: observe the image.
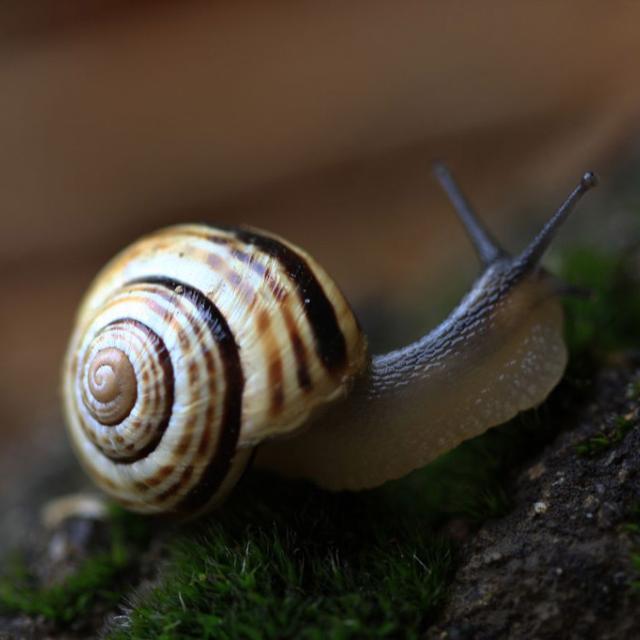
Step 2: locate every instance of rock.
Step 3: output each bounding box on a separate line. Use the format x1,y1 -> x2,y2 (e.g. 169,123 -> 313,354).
429,366 -> 640,640
532,500 -> 549,515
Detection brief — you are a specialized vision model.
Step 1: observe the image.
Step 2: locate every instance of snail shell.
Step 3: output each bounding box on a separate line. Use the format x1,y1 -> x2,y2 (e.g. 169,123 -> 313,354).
63,224 -> 366,515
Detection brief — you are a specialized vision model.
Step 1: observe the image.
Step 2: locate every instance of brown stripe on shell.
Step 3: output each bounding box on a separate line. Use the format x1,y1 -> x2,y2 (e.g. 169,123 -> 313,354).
269,359 -> 285,415
223,241 -> 289,302
280,302 -> 313,392
127,277 -> 244,512
229,227 -> 348,375
160,231 -> 297,343
97,294 -> 191,353
197,419 -> 212,456
173,226 -> 352,385
147,239 -> 259,310
141,284 -> 219,401
176,287 -> 244,513
227,246 -> 288,305
175,428 -> 194,457
165,227 -> 314,393
182,238 -> 303,403
257,309 -> 286,416
187,244 -> 259,307
230,247 -> 267,277
145,233 -> 290,415
173,238 -> 287,416
188,360 -> 199,386
134,416 -> 199,495
119,283 -> 214,494
157,465 -> 194,503
206,251 -> 224,271
144,464 -> 176,488
263,267 -> 289,302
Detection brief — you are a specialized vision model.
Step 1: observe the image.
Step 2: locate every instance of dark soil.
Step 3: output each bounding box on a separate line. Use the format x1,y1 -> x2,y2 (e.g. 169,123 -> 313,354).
429,363 -> 640,640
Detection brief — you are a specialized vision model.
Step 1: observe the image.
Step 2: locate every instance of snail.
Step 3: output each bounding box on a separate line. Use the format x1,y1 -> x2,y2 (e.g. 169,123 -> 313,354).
63,166 -> 597,515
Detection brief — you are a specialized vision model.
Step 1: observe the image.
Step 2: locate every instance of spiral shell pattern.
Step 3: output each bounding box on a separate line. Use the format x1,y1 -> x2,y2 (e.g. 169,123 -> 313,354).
63,224 -> 366,514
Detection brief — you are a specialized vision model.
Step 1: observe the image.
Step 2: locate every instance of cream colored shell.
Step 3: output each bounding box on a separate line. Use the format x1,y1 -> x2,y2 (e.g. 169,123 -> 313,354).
63,224 -> 366,515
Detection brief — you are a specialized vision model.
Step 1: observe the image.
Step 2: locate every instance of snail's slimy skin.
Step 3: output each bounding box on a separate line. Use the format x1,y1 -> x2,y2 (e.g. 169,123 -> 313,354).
256,265 -> 566,489
62,167 -> 597,515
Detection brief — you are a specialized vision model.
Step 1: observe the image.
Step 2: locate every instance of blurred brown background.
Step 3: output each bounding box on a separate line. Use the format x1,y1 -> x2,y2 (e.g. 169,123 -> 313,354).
2,1 -> 640,486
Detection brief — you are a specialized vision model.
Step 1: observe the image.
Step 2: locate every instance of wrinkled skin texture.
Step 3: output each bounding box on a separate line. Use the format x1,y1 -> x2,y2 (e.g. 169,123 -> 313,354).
257,265 -> 566,489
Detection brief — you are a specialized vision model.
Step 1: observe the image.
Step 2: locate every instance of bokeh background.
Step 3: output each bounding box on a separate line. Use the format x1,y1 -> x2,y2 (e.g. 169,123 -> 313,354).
2,1 -> 640,499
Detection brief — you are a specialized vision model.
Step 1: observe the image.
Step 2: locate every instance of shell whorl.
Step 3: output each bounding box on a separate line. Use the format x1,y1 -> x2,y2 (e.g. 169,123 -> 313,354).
63,224 -> 366,514
78,319 -> 174,461
85,347 -> 137,426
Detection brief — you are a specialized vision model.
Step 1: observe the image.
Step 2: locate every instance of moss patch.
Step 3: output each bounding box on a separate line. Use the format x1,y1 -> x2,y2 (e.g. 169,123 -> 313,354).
0,551 -> 125,626
0,508 -> 150,628
575,413 -> 637,457
559,245 -> 640,361
111,495 -> 452,639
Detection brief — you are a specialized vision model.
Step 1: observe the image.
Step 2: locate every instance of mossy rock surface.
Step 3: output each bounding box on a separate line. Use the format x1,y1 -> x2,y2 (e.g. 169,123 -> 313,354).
429,364 -> 640,639
2,168 -> 640,639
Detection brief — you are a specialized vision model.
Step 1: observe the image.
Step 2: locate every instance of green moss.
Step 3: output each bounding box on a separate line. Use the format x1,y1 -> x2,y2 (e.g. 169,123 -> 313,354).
558,245 -> 640,460
111,443 -> 516,640
0,553 -> 123,624
111,500 -> 452,639
559,246 -> 640,361
0,507 -> 150,626
575,414 -> 637,458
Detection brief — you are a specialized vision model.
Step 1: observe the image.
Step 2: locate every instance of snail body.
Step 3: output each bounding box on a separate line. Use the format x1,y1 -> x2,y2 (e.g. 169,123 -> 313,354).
63,167 -> 597,515
257,264 -> 566,490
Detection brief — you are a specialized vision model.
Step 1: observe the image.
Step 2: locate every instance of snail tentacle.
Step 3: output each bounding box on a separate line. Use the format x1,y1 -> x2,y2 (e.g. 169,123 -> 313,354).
513,171 -> 598,275
433,162 -> 507,267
